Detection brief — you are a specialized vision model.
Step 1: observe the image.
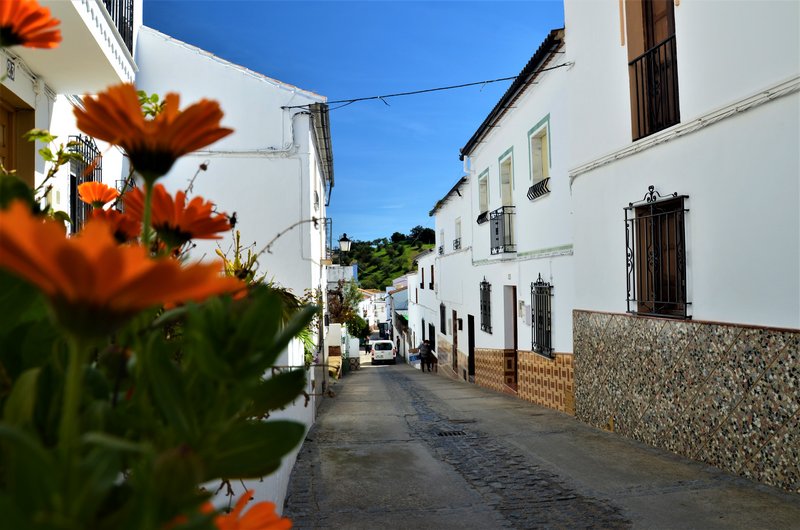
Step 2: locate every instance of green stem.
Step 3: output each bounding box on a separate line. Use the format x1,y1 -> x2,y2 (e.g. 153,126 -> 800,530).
59,335 -> 90,516
142,181 -> 154,251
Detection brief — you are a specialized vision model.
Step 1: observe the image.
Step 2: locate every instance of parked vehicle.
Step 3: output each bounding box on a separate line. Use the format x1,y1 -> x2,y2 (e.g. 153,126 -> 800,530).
370,340 -> 396,365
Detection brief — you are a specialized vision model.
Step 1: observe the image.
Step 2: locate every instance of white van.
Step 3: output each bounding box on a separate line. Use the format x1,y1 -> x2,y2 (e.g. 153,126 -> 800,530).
370,340 -> 396,365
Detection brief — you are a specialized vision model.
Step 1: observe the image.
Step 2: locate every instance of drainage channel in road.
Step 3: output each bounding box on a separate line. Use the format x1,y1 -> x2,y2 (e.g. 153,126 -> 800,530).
391,370 -> 632,529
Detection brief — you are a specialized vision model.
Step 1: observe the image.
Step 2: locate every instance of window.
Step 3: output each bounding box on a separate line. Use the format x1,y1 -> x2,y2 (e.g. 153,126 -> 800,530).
440,303 -> 446,333
527,116 -> 551,201
531,274 -> 553,357
428,323 -> 435,352
490,205 -> 516,254
453,218 -> 461,250
421,318 -> 426,340
626,0 -> 679,140
68,135 -> 102,234
429,264 -> 434,290
625,185 -> 689,318
420,267 -> 425,289
477,170 -> 489,223
499,149 -> 513,207
479,278 -> 492,333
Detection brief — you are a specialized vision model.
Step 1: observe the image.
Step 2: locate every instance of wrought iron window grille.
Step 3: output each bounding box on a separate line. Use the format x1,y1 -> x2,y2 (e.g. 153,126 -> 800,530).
476,211 -> 489,225
629,35 -> 680,141
453,237 -> 461,250
531,274 -> 553,357
527,177 -> 551,201
625,185 -> 690,319
438,245 -> 444,255
489,205 -> 516,254
479,277 -> 492,333
68,135 -> 102,234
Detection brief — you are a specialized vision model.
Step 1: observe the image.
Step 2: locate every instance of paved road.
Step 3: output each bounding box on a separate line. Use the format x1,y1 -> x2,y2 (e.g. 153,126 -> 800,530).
284,362 -> 800,529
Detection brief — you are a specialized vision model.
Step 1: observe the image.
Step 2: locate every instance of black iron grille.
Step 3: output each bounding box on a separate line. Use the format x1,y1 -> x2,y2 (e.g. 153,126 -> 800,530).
527,177 -> 551,201
489,205 -> 516,254
68,135 -> 102,234
629,35 -> 680,140
480,278 -> 492,333
531,274 -> 553,357
625,186 -> 690,319
453,237 -> 461,250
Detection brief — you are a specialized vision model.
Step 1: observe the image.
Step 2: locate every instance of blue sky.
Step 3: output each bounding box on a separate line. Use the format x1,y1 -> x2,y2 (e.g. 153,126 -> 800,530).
142,0 -> 565,242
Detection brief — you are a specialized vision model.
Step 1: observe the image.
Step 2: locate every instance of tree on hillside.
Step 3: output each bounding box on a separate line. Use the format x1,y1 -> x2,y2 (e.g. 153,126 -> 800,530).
391,231 -> 406,243
410,225 -> 435,244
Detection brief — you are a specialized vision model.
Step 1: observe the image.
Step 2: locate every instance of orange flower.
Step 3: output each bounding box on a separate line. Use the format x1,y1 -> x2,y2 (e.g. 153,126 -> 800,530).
0,201 -> 242,337
91,208 -> 140,243
74,84 -> 233,182
216,490 -> 291,530
124,184 -> 231,248
0,0 -> 61,49
79,181 -> 119,208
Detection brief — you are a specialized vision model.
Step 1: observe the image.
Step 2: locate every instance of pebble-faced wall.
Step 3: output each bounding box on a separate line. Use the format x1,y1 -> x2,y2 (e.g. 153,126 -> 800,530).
573,310 -> 799,493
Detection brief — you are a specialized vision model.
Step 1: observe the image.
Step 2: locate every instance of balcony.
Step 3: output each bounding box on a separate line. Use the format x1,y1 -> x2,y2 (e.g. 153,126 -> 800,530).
12,0 -> 136,94
489,206 -> 515,255
453,238 -> 461,250
629,35 -> 680,141
438,245 -> 444,255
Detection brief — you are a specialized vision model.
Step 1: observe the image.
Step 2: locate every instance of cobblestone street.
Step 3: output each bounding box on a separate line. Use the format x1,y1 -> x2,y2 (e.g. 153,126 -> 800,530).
284,362 -> 800,529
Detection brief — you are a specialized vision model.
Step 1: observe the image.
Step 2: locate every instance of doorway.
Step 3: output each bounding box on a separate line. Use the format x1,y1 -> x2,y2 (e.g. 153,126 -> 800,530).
503,285 -> 518,390
452,309 -> 458,374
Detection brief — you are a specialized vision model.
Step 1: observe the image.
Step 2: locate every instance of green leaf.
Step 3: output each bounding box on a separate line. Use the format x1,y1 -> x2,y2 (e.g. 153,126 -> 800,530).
0,423 -> 56,512
204,420 -> 305,480
142,336 -> 196,439
23,128 -> 56,144
246,370 -> 306,418
3,368 -> 40,425
52,210 -> 72,224
38,147 -> 55,162
0,173 -> 36,210
269,305 -> 317,357
84,432 -> 147,454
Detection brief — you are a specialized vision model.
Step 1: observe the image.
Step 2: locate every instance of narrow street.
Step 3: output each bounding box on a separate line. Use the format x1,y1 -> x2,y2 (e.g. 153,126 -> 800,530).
284,362 -> 800,529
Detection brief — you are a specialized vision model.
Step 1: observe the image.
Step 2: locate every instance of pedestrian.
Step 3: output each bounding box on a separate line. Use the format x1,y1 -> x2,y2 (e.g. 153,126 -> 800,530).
418,339 -> 432,372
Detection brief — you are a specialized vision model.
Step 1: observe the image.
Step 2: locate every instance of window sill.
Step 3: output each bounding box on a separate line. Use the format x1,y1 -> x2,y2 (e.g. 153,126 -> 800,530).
476,211 -> 489,224
527,177 -> 551,201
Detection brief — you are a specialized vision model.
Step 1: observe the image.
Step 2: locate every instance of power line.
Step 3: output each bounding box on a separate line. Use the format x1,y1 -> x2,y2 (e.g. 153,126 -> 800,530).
281,62 -> 572,111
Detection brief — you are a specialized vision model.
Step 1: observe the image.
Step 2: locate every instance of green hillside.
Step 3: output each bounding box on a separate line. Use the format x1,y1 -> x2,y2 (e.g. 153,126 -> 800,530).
339,227 -> 435,290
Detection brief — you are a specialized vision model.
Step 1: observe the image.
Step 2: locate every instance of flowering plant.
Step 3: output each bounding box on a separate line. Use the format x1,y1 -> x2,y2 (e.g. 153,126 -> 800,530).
0,3 -> 307,528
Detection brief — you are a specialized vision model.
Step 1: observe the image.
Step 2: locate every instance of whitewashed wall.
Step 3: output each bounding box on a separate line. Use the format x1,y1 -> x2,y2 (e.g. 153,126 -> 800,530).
565,0 -> 800,328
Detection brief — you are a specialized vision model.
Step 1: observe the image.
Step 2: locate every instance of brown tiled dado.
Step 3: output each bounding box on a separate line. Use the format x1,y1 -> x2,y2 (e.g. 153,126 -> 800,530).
517,351 -> 575,415
574,309 -> 800,493
475,348 -> 509,394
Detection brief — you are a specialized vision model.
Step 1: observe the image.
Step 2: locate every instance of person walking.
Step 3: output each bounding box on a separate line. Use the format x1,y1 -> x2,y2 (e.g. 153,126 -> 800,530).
418,339 -> 432,372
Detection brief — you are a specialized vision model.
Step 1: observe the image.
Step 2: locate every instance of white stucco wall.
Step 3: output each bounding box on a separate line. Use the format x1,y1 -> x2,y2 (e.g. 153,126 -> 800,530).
566,0 -> 800,328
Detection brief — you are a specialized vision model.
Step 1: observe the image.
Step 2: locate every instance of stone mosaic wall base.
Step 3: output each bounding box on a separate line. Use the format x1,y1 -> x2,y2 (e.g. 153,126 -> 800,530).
518,351 -> 575,415
573,310 -> 800,493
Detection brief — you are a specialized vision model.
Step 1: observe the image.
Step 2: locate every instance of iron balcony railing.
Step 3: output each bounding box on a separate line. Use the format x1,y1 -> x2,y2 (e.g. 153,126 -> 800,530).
629,35 -> 680,140
102,0 -> 134,52
489,205 -> 516,254
438,245 -> 444,255
453,237 -> 461,250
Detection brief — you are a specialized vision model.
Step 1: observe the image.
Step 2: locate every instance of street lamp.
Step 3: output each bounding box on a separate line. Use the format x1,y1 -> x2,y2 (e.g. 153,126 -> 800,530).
338,233 -> 352,252
338,233 -> 352,265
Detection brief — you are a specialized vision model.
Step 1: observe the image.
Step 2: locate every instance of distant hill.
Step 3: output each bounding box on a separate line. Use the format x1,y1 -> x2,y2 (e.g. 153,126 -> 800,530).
341,230 -> 434,290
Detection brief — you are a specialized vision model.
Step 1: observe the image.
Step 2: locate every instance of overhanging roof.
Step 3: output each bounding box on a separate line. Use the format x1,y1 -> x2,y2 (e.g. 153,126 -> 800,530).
310,103 -> 334,205
459,28 -> 565,160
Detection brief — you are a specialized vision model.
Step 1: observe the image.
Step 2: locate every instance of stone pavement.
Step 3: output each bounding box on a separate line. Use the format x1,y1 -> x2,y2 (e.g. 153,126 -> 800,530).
284,363 -> 800,529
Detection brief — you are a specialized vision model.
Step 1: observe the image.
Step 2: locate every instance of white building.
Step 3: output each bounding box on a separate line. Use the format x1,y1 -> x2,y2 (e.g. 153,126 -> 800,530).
411,249 -> 441,365
2,0 -> 140,230
427,29 -> 576,405
134,25 -> 335,508
564,0 -> 799,492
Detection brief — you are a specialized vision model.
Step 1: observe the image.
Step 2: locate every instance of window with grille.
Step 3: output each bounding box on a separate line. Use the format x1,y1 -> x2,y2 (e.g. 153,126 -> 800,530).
68,135 -> 102,234
531,274 -> 553,357
477,170 -> 489,223
479,278 -> 492,333
625,185 -> 689,318
440,303 -> 446,333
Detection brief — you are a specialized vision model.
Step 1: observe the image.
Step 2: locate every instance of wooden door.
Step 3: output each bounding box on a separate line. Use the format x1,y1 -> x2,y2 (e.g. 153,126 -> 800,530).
0,102 -> 13,170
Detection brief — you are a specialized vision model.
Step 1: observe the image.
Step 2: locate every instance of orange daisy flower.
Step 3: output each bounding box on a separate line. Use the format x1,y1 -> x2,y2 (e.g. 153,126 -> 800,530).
0,201 -> 242,337
215,490 -> 291,530
90,208 -> 140,243
74,84 -> 233,182
124,184 -> 231,248
0,0 -> 61,49
79,181 -> 119,208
